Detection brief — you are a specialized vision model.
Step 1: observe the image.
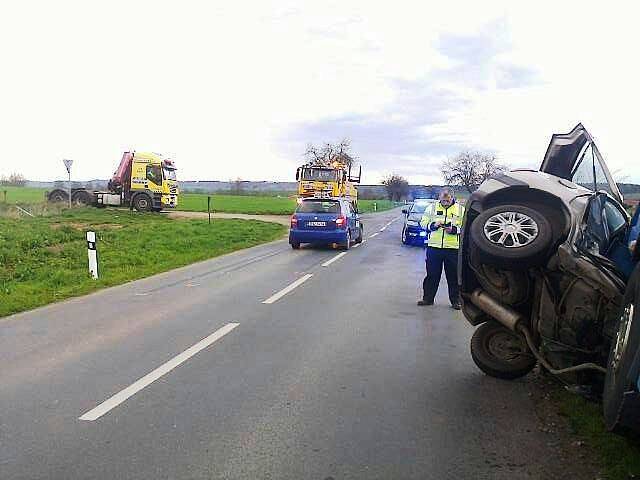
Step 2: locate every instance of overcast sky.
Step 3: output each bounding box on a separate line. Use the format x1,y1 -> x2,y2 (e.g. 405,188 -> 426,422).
1,1 -> 639,184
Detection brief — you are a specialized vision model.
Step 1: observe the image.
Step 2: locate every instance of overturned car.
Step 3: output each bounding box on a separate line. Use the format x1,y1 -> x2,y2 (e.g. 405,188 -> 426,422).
459,124 -> 640,431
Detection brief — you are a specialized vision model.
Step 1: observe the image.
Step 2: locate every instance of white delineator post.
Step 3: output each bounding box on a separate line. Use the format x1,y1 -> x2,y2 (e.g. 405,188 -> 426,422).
86,231 -> 99,279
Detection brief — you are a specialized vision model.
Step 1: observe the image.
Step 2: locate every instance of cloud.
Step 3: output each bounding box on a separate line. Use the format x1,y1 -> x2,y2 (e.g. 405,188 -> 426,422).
279,20 -> 541,183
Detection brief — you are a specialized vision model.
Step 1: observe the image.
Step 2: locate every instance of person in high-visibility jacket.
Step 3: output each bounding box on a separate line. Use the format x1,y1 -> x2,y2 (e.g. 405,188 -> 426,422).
418,188 -> 464,309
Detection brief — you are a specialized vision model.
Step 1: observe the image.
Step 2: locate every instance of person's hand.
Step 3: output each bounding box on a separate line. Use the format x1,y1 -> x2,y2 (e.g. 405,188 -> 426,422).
445,226 -> 455,234
434,221 -> 443,229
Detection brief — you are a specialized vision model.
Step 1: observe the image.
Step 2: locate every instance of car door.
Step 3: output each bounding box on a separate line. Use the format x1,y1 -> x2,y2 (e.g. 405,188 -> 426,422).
346,202 -> 357,232
540,124 -> 623,204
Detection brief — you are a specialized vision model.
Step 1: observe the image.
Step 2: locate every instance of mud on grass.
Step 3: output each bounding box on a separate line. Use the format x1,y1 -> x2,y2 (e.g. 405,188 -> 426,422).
0,208 -> 286,317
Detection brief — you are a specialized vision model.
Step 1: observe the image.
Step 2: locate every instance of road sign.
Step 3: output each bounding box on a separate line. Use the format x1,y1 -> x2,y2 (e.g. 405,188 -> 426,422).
63,159 -> 74,174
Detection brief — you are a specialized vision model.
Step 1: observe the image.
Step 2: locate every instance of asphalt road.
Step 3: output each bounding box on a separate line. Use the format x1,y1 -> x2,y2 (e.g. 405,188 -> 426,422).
1,209 -> 572,479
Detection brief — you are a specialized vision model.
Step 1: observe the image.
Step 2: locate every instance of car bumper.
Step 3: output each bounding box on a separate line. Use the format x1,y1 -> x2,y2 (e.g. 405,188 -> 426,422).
405,226 -> 427,245
289,230 -> 348,245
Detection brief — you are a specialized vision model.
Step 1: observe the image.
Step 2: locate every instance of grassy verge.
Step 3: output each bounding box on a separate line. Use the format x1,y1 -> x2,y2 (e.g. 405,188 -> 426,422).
0,187 -> 398,215
0,186 -> 47,204
179,194 -> 397,215
0,208 -> 285,317
555,389 -> 640,479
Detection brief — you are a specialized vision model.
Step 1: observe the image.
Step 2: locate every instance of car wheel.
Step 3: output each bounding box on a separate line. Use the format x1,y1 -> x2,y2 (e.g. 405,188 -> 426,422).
470,321 -> 536,380
470,251 -> 530,306
133,194 -> 152,212
356,225 -> 363,243
291,242 -> 300,250
603,269 -> 640,431
401,227 -> 408,245
470,204 -> 553,269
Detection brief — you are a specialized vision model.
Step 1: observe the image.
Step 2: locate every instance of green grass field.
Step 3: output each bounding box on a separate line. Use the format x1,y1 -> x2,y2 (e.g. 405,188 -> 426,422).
179,193 -> 396,215
1,187 -> 396,215
0,186 -> 48,204
0,208 -> 285,317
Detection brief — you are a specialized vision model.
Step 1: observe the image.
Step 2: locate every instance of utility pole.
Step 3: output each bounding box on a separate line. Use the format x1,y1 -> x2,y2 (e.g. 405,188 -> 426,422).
63,159 -> 74,208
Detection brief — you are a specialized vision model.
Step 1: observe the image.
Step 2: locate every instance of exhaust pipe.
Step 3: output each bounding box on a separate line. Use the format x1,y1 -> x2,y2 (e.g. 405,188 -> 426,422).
469,288 -> 607,375
469,289 -> 523,331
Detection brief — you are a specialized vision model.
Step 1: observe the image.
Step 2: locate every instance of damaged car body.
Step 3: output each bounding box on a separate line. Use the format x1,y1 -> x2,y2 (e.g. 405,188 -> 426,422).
459,124 -> 640,431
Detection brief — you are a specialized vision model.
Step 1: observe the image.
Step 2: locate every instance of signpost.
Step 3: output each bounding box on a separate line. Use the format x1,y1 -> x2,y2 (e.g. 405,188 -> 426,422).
63,159 -> 73,208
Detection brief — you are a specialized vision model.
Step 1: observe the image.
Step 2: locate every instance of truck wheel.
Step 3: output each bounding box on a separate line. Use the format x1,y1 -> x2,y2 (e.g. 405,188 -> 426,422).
133,194 -> 152,212
470,204 -> 553,269
603,268 -> 640,431
72,190 -> 91,206
48,189 -> 69,203
470,321 -> 536,380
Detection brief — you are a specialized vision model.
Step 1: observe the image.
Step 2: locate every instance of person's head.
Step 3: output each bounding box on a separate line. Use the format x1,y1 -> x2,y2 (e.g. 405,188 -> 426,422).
439,188 -> 455,207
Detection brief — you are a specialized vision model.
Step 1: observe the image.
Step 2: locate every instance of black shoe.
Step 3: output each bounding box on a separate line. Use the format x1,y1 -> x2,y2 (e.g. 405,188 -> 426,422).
451,302 -> 462,310
417,300 -> 434,306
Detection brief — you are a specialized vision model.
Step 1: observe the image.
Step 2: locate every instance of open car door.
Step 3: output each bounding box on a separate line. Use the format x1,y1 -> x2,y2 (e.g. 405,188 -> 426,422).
540,124 -> 623,204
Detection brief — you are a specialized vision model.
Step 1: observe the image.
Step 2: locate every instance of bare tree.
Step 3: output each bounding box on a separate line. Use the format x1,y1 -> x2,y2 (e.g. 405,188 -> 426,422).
303,139 -> 356,168
382,174 -> 410,201
0,173 -> 27,187
441,151 -> 507,193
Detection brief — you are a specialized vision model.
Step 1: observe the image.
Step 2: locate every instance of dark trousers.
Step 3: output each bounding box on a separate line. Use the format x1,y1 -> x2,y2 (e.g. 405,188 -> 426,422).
423,247 -> 460,304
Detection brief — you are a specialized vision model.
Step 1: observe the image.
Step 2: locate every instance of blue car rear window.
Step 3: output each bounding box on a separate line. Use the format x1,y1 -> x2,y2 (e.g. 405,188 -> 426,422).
297,201 -> 340,214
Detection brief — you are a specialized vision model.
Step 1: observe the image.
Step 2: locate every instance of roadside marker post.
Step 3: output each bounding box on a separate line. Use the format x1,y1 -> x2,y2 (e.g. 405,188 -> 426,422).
63,159 -> 73,209
374,202 -> 377,212
86,231 -> 99,279
2,190 -> 6,203
208,196 -> 212,224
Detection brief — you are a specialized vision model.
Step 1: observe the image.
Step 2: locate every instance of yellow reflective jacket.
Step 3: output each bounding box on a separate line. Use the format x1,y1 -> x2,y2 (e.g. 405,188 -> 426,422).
425,201 -> 464,249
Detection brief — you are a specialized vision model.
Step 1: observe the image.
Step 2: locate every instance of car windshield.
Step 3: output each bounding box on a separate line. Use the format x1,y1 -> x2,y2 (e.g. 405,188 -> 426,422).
296,200 -> 340,213
411,202 -> 432,214
301,168 -> 339,182
163,168 -> 177,181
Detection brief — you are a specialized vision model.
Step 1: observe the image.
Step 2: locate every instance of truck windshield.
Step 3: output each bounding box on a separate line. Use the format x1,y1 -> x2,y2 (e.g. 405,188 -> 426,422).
301,168 -> 338,182
163,168 -> 177,181
296,200 -> 340,214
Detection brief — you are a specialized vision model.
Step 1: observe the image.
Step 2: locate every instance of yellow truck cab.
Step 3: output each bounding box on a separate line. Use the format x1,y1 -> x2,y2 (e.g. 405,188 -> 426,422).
296,161 -> 361,208
128,152 -> 179,210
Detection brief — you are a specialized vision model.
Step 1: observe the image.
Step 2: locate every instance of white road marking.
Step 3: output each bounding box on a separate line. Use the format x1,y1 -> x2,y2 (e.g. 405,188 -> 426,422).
352,243 -> 361,248
321,252 -> 347,267
262,274 -> 313,304
79,323 -> 240,421
134,293 -> 149,297
380,227 -> 387,232
369,232 -> 379,238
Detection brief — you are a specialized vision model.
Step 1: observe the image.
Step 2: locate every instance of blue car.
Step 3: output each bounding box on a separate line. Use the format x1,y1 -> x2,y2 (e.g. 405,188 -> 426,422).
401,199 -> 436,246
289,198 -> 363,250
604,207 -> 640,431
